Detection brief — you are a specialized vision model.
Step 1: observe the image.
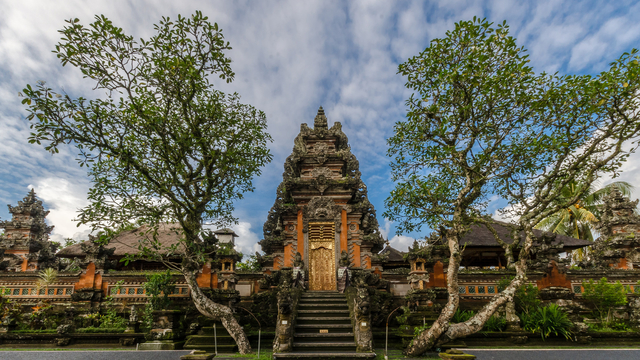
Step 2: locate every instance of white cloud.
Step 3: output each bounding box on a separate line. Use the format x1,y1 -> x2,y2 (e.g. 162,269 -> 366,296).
27,178 -> 91,243
2,0 -> 640,256
231,221 -> 262,256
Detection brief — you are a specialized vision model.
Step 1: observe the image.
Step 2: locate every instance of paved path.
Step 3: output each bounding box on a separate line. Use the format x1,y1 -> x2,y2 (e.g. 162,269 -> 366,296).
0,350 -> 192,360
464,349 -> 640,360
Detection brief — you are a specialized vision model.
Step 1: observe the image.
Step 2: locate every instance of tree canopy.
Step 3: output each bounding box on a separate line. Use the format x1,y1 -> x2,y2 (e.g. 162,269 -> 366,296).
387,18 -> 640,355
21,12 -> 272,353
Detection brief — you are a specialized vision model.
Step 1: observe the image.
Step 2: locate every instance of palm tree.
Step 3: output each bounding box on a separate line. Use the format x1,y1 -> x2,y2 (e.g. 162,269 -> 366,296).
36,268 -> 58,296
535,181 -> 634,261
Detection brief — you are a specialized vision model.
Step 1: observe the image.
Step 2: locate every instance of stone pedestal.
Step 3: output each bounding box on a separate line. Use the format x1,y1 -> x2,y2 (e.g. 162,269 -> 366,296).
124,321 -> 140,333
139,310 -> 185,350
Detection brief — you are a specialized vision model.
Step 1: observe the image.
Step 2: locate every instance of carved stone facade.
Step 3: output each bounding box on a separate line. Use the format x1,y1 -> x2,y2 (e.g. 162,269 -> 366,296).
589,188 -> 640,269
260,107 -> 385,290
0,189 -> 58,271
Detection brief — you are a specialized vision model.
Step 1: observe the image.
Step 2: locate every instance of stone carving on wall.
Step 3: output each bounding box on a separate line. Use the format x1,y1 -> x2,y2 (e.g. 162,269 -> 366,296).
311,167 -> 333,195
584,188 -> 640,269
260,107 -> 385,272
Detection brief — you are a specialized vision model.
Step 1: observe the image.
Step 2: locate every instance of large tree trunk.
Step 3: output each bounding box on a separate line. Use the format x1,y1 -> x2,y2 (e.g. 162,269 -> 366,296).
183,269 -> 252,354
404,229 -> 534,356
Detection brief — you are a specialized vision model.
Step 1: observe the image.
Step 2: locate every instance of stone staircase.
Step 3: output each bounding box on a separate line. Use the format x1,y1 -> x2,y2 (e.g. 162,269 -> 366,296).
273,290 -> 376,359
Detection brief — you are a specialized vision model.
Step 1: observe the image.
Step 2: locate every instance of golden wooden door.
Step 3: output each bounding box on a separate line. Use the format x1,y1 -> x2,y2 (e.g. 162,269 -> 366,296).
308,222 -> 336,291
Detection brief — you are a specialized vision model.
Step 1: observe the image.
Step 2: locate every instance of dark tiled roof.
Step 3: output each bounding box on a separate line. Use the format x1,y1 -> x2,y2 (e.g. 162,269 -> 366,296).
459,221 -> 592,249
380,245 -> 406,262
57,224 -> 184,258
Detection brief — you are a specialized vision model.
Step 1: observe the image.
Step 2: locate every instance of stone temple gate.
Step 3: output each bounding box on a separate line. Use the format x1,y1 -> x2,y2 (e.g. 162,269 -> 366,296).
260,107 -> 385,290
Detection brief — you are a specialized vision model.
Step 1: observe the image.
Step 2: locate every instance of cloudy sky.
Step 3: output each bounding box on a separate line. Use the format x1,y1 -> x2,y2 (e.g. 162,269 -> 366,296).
1,0 -> 640,256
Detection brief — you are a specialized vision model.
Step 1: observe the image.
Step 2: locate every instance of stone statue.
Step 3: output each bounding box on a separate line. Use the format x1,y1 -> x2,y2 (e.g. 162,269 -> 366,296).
129,305 -> 138,323
292,253 -> 305,289
337,250 -> 351,293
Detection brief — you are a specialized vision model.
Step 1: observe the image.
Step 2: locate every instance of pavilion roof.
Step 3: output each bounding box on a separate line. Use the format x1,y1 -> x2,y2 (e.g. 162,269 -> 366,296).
57,223 -> 184,258
459,221 -> 592,250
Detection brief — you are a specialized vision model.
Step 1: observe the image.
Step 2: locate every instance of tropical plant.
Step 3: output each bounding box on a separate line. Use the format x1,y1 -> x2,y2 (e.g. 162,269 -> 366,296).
482,315 -> 506,332
582,277 -> 628,325
535,181 -> 633,261
520,304 -> 573,340
36,268 -> 58,296
21,12 -> 272,353
451,309 -> 475,324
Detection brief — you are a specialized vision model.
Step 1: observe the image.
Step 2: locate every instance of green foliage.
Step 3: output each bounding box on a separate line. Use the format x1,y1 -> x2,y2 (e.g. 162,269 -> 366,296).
588,319 -> 632,332
26,304 -> 57,330
0,288 -> 22,324
483,315 -> 506,332
236,253 -> 263,273
413,323 -> 430,335
21,11 -> 273,273
142,303 -> 154,332
582,277 -> 628,325
451,309 -> 475,324
9,329 -> 57,334
36,268 -> 58,292
143,270 -> 176,310
395,306 -> 411,325
520,304 -> 573,340
76,327 -> 126,333
497,276 -> 540,315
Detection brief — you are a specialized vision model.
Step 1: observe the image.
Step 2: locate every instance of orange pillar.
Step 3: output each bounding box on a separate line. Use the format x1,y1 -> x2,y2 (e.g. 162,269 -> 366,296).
341,210 -> 348,254
75,262 -> 96,290
297,210 -> 304,257
284,244 -> 292,267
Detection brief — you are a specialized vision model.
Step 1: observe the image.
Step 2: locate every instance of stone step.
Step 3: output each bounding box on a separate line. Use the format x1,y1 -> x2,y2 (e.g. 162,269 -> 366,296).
298,304 -> 348,310
301,292 -> 347,299
295,323 -> 352,329
298,309 -> 350,315
297,316 -> 351,321
294,332 -> 354,339
293,342 -> 357,352
299,300 -> 346,303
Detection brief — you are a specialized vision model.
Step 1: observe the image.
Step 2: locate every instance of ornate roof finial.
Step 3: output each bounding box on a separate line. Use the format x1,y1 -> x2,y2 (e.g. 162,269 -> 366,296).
314,106 -> 328,130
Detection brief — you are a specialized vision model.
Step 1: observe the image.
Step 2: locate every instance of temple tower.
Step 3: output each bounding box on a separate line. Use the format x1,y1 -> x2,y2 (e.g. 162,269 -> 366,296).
260,107 -> 384,290
0,189 -> 57,271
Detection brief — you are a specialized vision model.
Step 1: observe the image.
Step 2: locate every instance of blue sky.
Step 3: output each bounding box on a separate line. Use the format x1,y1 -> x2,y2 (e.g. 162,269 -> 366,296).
2,0 -> 640,256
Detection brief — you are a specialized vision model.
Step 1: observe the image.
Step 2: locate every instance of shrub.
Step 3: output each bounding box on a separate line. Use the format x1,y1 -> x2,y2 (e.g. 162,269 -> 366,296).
582,277 -> 627,325
143,270 -> 176,310
497,276 -> 540,315
76,327 -> 125,333
451,309 -> 475,324
483,315 -> 506,332
520,304 -> 573,340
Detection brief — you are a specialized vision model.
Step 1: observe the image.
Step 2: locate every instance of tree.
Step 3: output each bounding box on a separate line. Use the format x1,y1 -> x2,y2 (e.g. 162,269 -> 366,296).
386,18 -> 640,355
21,12 -> 272,353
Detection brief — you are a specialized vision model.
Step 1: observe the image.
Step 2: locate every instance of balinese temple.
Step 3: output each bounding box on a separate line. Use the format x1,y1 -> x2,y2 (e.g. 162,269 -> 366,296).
1,108 -> 640,351
259,107 -> 385,290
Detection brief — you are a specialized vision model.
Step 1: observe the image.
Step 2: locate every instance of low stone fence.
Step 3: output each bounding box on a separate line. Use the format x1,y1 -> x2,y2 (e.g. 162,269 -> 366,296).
0,332 -> 145,347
